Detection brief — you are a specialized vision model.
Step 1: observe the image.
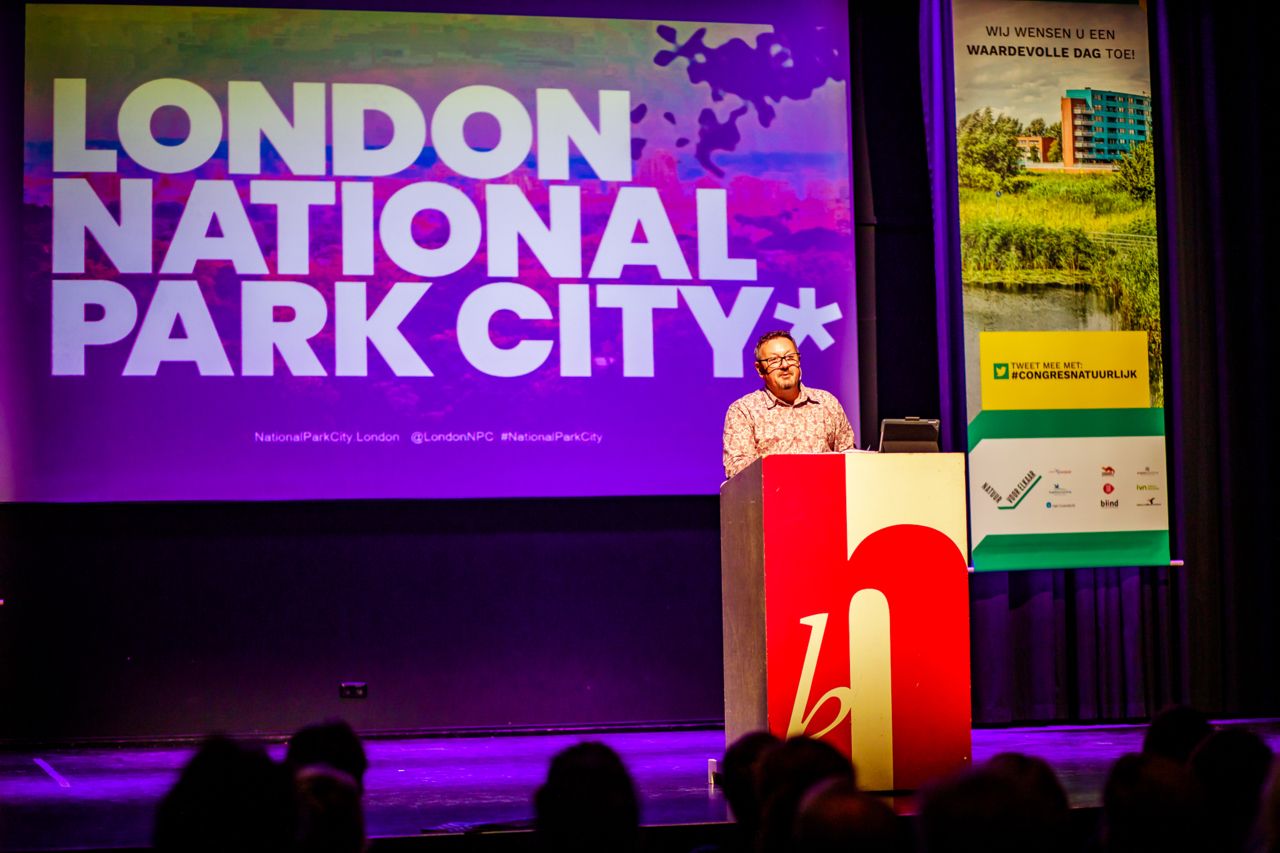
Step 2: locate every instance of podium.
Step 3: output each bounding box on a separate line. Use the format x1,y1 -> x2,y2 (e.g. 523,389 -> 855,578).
720,452 -> 971,792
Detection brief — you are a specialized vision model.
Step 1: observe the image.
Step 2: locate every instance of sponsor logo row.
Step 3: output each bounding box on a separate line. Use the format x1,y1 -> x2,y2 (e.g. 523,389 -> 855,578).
1047,499 -> 1162,509
1100,465 -> 1161,477
983,465 -> 1166,511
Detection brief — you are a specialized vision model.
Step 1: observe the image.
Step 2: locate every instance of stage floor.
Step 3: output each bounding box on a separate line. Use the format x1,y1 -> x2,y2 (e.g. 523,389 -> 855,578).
2,720 -> 1278,851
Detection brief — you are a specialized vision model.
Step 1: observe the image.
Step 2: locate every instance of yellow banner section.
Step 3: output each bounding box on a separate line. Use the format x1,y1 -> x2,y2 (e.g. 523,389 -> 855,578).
979,331 -> 1149,411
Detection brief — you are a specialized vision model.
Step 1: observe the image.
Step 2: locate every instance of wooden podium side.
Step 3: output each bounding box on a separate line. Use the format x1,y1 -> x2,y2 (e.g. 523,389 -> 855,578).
720,452 -> 972,792
719,458 -> 767,745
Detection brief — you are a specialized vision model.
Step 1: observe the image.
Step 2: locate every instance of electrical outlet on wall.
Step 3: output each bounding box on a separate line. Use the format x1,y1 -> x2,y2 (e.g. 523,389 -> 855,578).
339,681 -> 368,699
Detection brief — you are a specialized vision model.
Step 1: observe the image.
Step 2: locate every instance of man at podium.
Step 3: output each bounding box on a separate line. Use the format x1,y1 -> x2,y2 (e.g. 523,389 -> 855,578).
722,330 -> 856,479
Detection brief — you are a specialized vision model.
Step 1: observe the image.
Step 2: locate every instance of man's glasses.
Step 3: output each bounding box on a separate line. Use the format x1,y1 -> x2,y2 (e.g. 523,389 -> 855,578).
758,353 -> 801,369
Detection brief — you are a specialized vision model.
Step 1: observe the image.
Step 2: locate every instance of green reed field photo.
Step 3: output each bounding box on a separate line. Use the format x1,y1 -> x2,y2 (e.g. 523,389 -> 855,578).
957,107 -> 1162,405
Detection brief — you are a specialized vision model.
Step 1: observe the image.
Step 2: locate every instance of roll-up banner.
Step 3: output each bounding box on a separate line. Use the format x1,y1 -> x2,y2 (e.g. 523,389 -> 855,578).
951,0 -> 1171,570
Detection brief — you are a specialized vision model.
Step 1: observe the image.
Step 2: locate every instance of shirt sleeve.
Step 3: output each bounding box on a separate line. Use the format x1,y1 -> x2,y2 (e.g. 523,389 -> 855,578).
829,398 -> 856,452
723,401 -> 759,479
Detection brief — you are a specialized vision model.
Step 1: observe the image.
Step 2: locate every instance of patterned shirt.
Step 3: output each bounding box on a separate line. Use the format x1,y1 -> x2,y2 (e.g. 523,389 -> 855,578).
722,385 -> 856,479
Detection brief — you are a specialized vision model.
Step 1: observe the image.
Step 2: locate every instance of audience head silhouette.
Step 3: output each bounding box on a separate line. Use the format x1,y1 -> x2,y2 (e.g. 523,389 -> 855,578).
1102,751 -> 1205,852
286,719 -> 369,792
919,754 -> 1070,853
720,730 -> 781,836
294,765 -> 364,853
534,741 -> 639,853
153,735 -> 297,853
1189,728 -> 1274,852
792,776 -> 899,853
1143,705 -> 1212,764
1261,759 -> 1280,853
984,751 -> 1070,842
755,735 -> 855,853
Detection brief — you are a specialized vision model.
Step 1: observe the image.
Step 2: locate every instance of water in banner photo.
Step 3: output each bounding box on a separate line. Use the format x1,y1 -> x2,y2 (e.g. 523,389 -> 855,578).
951,0 -> 1170,570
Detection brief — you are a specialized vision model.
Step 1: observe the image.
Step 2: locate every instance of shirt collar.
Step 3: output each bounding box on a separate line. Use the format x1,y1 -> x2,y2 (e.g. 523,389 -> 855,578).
762,384 -> 814,409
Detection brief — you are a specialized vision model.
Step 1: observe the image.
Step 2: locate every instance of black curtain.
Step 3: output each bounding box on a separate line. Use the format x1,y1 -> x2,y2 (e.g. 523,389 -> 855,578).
855,0 -> 1278,723
1153,0 -> 1279,716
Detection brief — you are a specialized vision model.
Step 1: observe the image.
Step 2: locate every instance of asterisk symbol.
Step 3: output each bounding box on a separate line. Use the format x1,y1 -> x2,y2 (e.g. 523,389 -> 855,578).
774,288 -> 842,349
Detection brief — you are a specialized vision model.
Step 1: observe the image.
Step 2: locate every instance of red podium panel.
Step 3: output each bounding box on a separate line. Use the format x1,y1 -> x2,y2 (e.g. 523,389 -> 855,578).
720,452 -> 971,791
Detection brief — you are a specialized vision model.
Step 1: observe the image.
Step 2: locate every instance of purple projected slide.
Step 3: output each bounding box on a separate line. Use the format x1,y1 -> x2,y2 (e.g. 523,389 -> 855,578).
12,5 -> 856,501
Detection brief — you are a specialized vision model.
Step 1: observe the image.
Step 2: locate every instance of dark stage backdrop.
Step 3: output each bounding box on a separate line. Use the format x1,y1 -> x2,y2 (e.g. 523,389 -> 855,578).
0,498 -> 724,738
2,0 -> 1277,741
1150,0 -> 1279,717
